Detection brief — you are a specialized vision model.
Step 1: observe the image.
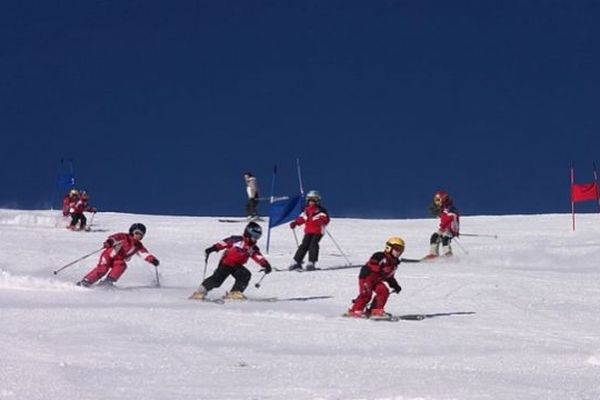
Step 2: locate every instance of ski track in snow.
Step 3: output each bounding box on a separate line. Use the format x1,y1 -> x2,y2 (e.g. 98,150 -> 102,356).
1,209 -> 600,400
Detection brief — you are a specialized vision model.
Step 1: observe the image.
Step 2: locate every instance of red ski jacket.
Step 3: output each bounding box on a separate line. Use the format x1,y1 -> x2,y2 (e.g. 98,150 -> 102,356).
104,232 -> 157,264
294,204 -> 330,234
358,251 -> 401,292
71,198 -> 96,215
212,235 -> 269,268
438,205 -> 460,237
62,195 -> 77,216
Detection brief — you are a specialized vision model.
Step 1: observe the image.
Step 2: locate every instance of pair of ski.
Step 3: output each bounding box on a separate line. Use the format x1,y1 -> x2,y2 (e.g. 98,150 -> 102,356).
217,217 -> 265,223
192,295 -> 333,305
274,256 -> 423,273
341,313 -> 426,322
274,265 -> 363,273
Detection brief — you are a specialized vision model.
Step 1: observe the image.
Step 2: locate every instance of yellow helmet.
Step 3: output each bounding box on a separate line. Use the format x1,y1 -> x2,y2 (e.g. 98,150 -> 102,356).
385,237 -> 405,253
69,189 -> 79,197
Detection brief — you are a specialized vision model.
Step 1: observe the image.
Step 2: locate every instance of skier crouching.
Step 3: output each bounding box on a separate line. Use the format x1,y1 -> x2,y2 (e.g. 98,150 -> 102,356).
190,221 -> 272,300
345,237 -> 404,319
77,223 -> 160,287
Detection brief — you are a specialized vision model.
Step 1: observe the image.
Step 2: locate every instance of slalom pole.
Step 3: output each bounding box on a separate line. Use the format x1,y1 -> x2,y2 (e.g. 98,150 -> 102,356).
594,162 -> 600,213
52,247 -> 103,275
254,272 -> 268,289
266,164 -> 277,254
459,233 -> 498,239
296,158 -> 305,196
453,238 -> 469,255
325,229 -> 352,266
571,165 -> 576,231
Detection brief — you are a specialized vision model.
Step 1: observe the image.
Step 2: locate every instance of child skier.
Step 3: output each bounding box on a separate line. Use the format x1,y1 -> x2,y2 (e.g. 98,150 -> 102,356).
345,237 -> 404,319
424,190 -> 460,259
190,221 -> 272,300
288,190 -> 330,271
67,189 -> 97,231
77,223 -> 160,287
62,188 -> 79,217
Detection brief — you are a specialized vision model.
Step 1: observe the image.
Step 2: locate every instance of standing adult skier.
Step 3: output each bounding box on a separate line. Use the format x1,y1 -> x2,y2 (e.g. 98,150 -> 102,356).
288,190 -> 330,271
76,223 -> 160,287
243,172 -> 260,220
190,221 -> 272,300
424,190 -> 460,259
345,237 -> 405,319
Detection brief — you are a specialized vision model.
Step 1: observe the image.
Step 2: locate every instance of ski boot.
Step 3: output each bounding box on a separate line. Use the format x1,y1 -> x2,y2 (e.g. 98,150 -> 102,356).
305,262 -> 316,271
189,285 -> 207,300
343,309 -> 367,318
288,262 -> 303,271
441,245 -> 453,257
76,279 -> 92,288
369,308 -> 393,320
223,291 -> 247,300
98,277 -> 116,288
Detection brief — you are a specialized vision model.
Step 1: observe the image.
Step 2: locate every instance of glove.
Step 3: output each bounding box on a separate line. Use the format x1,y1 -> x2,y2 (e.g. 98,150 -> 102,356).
261,263 -> 272,274
150,257 -> 160,267
89,207 -> 97,213
103,239 -> 114,248
391,284 -> 402,294
204,246 -> 215,262
289,221 -> 297,229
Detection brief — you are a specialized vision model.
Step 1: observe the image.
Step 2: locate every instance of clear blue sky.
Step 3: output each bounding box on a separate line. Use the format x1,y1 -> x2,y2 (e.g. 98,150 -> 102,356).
1,1 -> 599,217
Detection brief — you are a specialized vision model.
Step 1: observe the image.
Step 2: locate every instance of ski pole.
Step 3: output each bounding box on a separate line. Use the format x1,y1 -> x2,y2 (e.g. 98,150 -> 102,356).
202,255 -> 209,281
154,265 -> 160,287
254,272 -> 268,289
87,212 -> 96,230
460,233 -> 498,239
453,238 -> 469,255
325,229 -> 352,266
291,228 -> 299,247
52,248 -> 103,275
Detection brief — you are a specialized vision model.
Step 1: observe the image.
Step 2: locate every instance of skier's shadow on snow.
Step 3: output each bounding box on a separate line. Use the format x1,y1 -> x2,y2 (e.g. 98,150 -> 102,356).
399,311 -> 476,321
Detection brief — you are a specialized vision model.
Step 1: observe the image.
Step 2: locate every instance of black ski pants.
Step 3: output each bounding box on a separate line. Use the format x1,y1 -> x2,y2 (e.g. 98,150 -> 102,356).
70,213 -> 87,229
430,232 -> 451,246
245,198 -> 259,217
202,263 -> 251,293
294,233 -> 323,264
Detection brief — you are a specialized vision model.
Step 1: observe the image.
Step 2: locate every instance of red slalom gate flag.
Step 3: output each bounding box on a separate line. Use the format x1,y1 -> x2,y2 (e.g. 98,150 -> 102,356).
571,182 -> 599,203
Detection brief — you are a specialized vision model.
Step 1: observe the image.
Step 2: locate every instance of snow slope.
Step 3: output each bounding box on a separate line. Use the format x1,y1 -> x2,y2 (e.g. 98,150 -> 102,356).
1,209 -> 599,400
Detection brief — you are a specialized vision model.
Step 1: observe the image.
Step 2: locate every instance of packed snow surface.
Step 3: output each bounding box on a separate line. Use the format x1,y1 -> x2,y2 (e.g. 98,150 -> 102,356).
1,209 -> 599,400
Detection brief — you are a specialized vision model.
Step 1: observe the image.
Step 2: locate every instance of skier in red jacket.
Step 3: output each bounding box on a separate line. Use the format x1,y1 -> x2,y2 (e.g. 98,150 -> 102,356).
67,189 -> 97,231
345,237 -> 405,319
77,223 -> 160,287
62,189 -> 79,217
288,190 -> 330,271
424,190 -> 460,259
190,221 -> 272,300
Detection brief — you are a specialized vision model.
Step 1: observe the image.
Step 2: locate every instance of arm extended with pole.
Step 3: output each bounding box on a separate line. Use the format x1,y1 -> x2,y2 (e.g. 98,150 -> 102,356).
52,247 -> 103,275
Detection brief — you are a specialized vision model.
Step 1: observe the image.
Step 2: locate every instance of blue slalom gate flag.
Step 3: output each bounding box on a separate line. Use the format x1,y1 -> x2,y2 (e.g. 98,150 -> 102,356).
56,172 -> 76,191
268,194 -> 304,228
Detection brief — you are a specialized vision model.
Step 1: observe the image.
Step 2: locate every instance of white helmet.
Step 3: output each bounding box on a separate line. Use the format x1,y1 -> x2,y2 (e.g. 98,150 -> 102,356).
306,190 -> 321,203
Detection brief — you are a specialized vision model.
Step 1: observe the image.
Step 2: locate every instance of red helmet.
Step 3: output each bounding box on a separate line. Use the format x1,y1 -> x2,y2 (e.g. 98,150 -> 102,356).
433,190 -> 450,207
